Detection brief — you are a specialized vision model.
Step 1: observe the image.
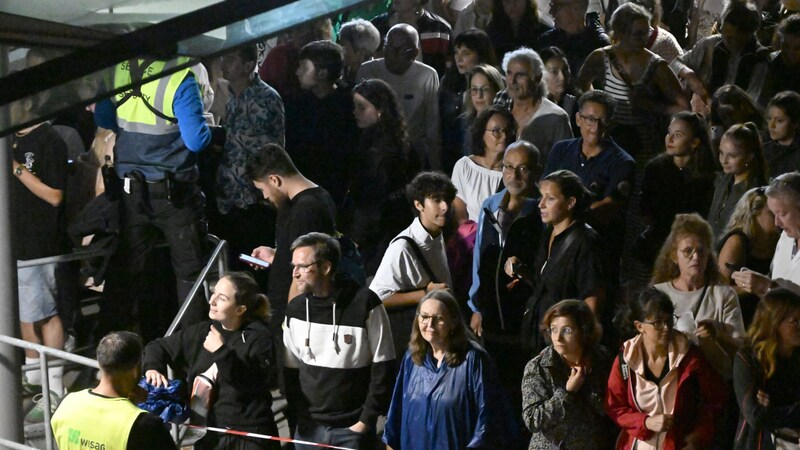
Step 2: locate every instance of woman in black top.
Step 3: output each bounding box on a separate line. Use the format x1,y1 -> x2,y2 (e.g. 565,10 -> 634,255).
485,0 -> 550,60
708,122 -> 769,240
718,187 -> 779,326
509,170 -> 604,354
540,46 -> 580,134
637,111 -> 717,267
143,272 -> 278,450
764,91 -> 800,178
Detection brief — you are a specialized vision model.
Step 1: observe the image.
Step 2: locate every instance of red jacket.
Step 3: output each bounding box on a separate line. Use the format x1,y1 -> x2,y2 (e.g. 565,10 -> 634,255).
605,333 -> 727,450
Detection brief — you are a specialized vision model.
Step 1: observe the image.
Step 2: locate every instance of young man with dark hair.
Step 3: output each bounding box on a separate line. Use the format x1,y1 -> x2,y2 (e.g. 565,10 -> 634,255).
766,14 -> 800,98
51,332 -> 175,450
283,232 -> 395,450
246,144 -> 336,334
286,40 -> 359,204
370,171 -> 456,358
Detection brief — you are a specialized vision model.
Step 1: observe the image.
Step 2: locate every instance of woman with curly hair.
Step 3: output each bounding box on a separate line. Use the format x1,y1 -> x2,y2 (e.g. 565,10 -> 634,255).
522,299 -> 614,449
733,288 -> 800,449
342,79 -> 418,275
652,213 -> 746,378
718,188 -> 779,326
383,290 -> 518,450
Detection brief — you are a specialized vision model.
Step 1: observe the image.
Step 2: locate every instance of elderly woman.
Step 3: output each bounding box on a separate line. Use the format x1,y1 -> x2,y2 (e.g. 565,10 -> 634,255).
733,288 -> 800,449
339,19 -> 381,86
143,272 -> 278,450
733,172 -> 800,297
451,106 -> 517,224
651,213 -> 746,378
511,170 -> 604,354
606,288 -> 727,450
497,48 -> 573,162
708,123 -> 769,240
718,188 -> 779,326
522,299 -> 614,449
383,290 -> 518,450
578,3 -> 688,158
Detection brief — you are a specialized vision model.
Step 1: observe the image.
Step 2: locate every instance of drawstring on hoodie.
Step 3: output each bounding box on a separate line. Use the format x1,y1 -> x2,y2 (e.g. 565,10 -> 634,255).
304,295 -> 342,359
332,301 -> 340,354
305,297 -> 315,360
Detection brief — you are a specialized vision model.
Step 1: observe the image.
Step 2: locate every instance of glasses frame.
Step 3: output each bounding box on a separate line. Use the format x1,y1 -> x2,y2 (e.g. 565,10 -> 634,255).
290,261 -> 319,273
417,313 -> 447,325
641,315 -> 678,331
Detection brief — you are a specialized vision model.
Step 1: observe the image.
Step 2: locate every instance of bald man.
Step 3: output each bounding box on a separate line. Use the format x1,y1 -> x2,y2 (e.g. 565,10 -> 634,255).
356,24 -> 442,170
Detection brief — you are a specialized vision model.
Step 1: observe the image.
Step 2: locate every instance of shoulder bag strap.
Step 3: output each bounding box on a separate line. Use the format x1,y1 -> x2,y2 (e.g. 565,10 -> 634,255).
393,236 -> 439,284
691,284 -> 709,318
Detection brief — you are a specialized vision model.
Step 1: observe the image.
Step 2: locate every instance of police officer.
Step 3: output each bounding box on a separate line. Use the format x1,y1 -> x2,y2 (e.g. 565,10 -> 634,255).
95,58 -> 211,341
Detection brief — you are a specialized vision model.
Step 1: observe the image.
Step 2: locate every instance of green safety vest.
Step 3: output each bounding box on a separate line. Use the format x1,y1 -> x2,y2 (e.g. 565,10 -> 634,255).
113,57 -> 193,135
51,389 -> 145,450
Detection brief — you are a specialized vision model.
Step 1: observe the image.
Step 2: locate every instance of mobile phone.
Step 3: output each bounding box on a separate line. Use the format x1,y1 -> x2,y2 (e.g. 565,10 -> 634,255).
239,254 -> 270,268
725,262 -> 743,272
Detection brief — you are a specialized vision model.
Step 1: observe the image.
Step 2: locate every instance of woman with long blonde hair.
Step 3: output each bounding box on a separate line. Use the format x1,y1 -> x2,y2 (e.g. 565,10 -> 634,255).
733,288 -> 800,449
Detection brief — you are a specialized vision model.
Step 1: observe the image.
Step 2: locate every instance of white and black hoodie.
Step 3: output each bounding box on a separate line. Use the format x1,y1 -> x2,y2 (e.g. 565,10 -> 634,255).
283,275 -> 396,429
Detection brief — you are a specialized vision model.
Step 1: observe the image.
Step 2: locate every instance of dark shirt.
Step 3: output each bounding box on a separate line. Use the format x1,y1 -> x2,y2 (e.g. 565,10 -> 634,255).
766,53 -> 800,102
537,26 -> 611,76
708,173 -> 763,240
526,222 -> 604,353
764,138 -> 800,179
269,187 -> 337,328
486,12 -> 551,60
285,86 -> 360,204
11,124 -> 68,260
542,137 -> 635,260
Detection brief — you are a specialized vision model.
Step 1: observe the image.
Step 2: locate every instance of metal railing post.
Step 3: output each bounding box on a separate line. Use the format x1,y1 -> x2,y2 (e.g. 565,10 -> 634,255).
0,43 -> 24,447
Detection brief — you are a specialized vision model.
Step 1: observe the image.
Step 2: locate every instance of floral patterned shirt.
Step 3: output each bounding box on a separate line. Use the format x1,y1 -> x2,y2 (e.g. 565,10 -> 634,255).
216,74 -> 284,213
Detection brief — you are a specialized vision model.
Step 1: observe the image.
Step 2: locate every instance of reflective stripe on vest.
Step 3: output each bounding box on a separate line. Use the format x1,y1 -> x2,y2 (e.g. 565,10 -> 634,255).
51,389 -> 145,450
114,58 -> 193,135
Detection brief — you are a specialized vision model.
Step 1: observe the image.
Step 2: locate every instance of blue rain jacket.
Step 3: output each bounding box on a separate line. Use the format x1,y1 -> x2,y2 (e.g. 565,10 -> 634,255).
383,341 -> 519,449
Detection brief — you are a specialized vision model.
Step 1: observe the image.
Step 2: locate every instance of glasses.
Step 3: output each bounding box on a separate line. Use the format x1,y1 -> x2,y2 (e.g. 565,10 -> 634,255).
502,163 -> 531,176
470,86 -> 493,97
290,261 -> 319,273
549,326 -> 575,337
485,128 -> 510,138
384,44 -> 415,55
678,247 -> 708,259
641,316 -> 676,331
630,27 -> 655,39
579,113 -> 607,127
417,313 -> 447,325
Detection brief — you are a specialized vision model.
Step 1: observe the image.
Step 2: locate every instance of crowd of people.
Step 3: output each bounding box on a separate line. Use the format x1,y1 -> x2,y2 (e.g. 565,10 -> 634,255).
13,0 -> 800,447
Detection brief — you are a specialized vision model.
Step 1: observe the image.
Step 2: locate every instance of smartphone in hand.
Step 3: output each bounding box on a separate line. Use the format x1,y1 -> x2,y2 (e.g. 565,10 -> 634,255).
239,254 -> 270,268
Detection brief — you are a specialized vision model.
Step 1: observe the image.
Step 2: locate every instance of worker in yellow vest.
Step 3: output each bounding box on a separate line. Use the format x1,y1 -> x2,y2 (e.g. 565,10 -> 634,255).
51,331 -> 175,449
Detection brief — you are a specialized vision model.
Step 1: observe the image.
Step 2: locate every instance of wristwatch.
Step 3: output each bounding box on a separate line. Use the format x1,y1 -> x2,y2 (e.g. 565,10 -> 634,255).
14,166 -> 23,177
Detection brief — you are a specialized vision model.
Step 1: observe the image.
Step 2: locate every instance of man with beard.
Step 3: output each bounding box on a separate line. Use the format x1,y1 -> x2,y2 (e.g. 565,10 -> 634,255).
283,232 -> 395,450
246,144 -> 336,334
467,140 -> 543,427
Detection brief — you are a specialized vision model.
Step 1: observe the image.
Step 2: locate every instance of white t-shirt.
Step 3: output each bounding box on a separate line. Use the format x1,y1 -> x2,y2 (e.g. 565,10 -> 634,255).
370,217 -> 452,300
772,231 -> 800,295
451,156 -> 503,223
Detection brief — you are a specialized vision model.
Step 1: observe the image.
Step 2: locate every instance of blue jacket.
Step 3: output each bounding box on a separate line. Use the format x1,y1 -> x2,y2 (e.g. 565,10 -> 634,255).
383,342 -> 519,450
468,189 -> 542,335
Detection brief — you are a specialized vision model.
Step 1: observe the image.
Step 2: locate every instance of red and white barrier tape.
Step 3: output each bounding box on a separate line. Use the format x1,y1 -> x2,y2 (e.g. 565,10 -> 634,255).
185,424 -> 356,450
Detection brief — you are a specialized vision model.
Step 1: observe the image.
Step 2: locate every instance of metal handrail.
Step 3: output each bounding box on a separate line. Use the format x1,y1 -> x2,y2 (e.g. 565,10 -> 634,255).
0,235 -> 229,450
0,335 -> 100,450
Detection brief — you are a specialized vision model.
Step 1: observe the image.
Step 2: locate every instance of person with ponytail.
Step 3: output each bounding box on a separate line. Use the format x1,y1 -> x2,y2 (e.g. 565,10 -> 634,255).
143,272 -> 278,449
708,122 -> 768,240
733,288 -> 800,449
514,170 -> 605,354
